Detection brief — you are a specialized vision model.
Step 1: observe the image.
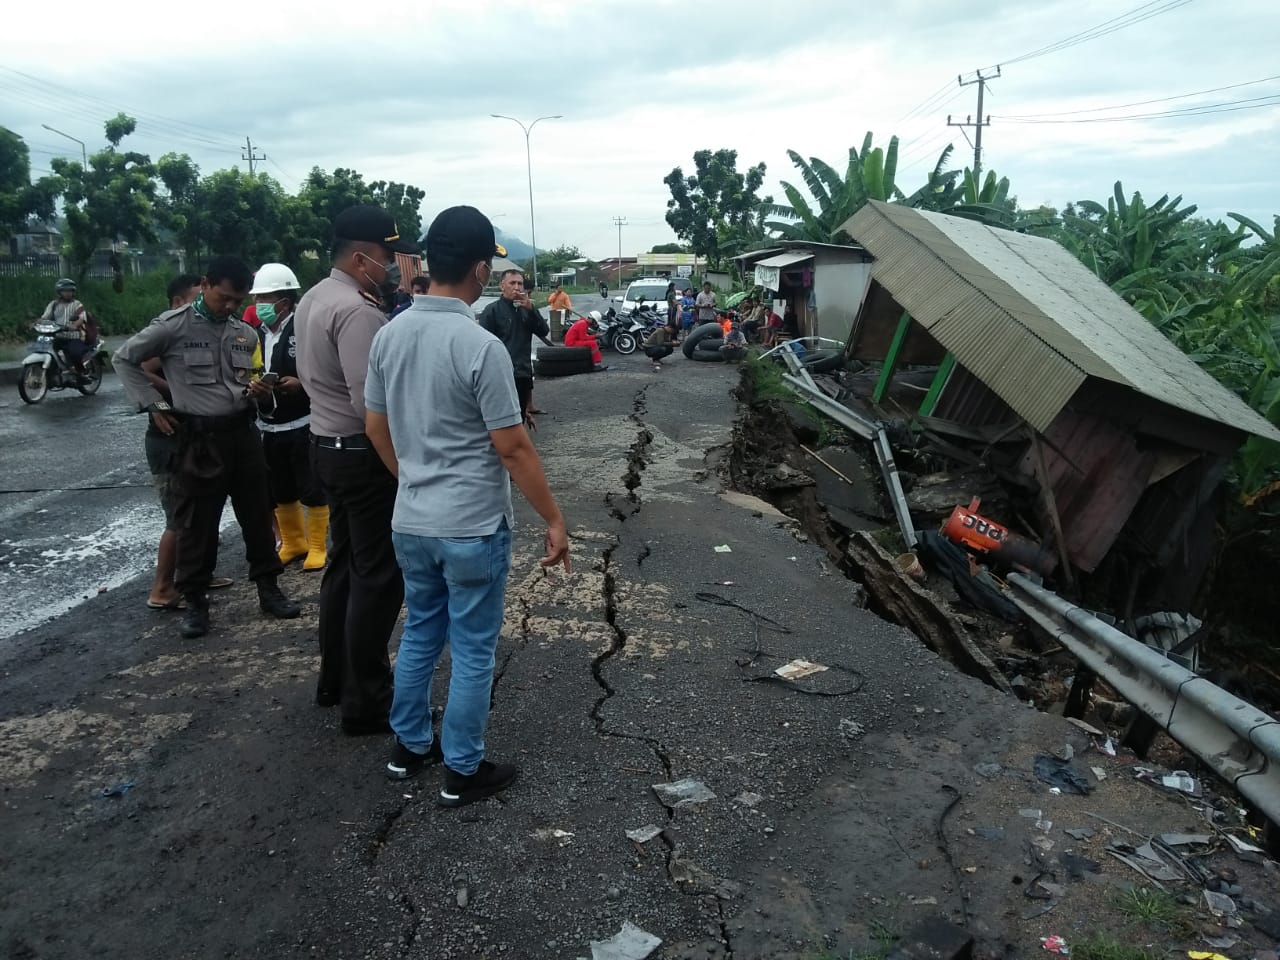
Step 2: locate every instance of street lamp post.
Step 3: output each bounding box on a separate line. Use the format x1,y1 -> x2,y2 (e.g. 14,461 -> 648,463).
490,113 -> 561,289
41,123 -> 87,167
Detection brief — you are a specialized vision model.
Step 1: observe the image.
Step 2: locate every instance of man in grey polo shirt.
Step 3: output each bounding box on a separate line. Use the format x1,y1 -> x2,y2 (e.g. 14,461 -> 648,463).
295,204 -> 418,736
365,205 -> 570,807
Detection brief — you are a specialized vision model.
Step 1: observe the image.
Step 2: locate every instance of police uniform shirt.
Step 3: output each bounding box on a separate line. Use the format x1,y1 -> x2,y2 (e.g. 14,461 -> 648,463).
114,304 -> 262,417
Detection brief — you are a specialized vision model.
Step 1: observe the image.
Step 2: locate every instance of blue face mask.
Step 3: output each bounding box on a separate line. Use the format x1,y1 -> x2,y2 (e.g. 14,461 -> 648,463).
256,302 -> 278,326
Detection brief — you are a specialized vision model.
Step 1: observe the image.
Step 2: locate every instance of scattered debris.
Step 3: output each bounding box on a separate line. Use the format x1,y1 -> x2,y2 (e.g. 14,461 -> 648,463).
1090,767 -> 1107,782
1200,935 -> 1240,951
1064,717 -> 1105,737
839,718 -> 866,740
732,792 -> 763,808
774,659 -> 828,681
1052,744 -> 1074,762
973,762 -> 1003,779
895,552 -> 926,581
1031,835 -> 1056,853
713,544 -> 733,553
624,825 -> 663,844
1064,828 -> 1095,841
589,921 -> 662,960
1040,934 -> 1070,955
1159,771 -> 1201,795
906,895 -> 939,906
1187,953 -> 1231,960
100,782 -> 135,798
651,779 -> 716,810
1060,852 -> 1102,879
1224,833 -> 1266,863
531,828 -> 574,844
1033,755 -> 1093,795
1020,808 -> 1044,820
1202,890 -> 1238,919
974,827 -> 1006,841
1160,833 -> 1212,848
1099,737 -> 1117,756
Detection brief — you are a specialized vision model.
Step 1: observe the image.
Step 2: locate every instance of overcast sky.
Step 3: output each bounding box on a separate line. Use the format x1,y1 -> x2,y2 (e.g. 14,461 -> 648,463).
2,0 -> 1276,258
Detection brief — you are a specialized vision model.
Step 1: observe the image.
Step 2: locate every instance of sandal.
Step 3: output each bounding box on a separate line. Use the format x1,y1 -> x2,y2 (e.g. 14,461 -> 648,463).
146,597 -> 186,611
209,577 -> 233,590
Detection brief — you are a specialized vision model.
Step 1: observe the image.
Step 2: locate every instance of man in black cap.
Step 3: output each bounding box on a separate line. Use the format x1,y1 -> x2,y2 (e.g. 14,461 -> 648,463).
294,204 -> 417,736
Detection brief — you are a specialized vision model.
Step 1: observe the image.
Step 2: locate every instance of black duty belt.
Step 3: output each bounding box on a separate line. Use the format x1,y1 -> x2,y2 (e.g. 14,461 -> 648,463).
180,411 -> 255,433
310,433 -> 371,451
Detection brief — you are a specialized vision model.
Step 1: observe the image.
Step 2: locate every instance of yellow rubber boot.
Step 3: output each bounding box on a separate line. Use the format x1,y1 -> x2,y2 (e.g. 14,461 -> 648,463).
275,502 -> 308,564
303,505 -> 330,571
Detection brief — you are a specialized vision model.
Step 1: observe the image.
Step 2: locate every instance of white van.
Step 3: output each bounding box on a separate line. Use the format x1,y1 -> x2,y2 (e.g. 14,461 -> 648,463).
617,277 -> 694,316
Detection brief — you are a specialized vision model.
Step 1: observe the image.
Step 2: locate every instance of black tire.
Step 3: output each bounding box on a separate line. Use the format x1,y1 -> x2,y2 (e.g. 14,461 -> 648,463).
682,322 -> 723,359
76,357 -> 103,395
18,363 -> 48,404
534,359 -> 593,378
537,346 -> 593,363
692,349 -> 725,363
614,332 -> 637,355
801,349 -> 844,375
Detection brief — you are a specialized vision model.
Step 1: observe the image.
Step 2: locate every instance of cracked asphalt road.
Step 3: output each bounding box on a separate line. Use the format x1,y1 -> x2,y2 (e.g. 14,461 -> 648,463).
5,346 -> 1270,960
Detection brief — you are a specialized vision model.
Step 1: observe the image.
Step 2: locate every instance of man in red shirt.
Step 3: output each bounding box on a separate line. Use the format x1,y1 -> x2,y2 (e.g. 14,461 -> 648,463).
564,314 -> 606,369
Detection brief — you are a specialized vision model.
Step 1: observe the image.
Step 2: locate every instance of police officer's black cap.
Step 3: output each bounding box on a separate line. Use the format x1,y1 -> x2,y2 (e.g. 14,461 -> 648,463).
333,204 -> 418,255
425,206 -> 507,265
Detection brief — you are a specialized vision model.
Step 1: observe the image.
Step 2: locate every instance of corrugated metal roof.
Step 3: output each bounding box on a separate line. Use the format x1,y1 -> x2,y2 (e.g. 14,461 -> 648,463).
756,251 -> 815,269
845,201 -> 1280,442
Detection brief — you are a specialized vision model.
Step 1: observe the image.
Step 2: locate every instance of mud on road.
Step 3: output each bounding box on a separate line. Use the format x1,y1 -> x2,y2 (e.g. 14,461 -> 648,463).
3,351 -> 1278,960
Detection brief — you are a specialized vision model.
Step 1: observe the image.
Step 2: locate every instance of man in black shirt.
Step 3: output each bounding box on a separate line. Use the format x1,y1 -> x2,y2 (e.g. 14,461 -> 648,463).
478,269 -> 548,428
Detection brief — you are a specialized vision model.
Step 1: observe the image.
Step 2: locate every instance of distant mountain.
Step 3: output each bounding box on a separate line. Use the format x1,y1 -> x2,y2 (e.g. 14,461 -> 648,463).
495,228 -> 536,263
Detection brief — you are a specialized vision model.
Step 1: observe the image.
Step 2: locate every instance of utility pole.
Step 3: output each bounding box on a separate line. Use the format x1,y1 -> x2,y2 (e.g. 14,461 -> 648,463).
242,136 -> 265,176
612,216 -> 627,289
947,66 -> 999,184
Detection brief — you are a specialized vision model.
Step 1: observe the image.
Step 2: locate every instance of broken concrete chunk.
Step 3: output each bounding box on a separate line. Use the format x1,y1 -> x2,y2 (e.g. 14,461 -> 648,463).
1159,833 -> 1212,847
972,762 -> 1002,779
1064,717 -> 1106,737
624,824 -> 663,844
839,718 -> 866,740
1064,828 -> 1095,841
651,778 -> 716,810
1224,833 -> 1266,863
732,792 -> 763,808
775,659 -> 828,680
589,921 -> 662,960
531,828 -> 574,844
713,544 -> 732,553
1052,744 -> 1074,762
1090,766 -> 1107,782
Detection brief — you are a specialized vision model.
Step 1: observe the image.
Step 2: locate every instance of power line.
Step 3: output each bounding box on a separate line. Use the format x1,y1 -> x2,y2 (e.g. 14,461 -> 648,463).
980,0 -> 1195,72
1000,73 -> 1280,119
894,78 -> 959,127
997,92 -> 1280,123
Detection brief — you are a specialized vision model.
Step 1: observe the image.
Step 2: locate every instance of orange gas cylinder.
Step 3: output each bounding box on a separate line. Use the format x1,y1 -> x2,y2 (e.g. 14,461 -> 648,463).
940,498 -> 1057,576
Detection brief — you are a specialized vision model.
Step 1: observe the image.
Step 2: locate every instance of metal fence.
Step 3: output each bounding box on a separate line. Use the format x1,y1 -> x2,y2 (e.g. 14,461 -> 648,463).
0,252 -> 183,281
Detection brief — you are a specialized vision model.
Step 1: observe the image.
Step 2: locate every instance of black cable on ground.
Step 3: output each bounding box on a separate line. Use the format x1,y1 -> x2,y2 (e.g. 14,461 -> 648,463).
696,591 -> 865,697
936,784 -> 971,926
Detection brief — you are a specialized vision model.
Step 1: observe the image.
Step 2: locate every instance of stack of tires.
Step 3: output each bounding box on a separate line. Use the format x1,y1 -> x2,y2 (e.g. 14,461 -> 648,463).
534,346 -> 594,378
682,322 -> 725,363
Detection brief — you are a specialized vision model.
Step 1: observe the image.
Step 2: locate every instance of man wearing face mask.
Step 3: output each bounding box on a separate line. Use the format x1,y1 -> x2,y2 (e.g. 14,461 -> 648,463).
294,204 -> 418,737
114,255 -> 302,639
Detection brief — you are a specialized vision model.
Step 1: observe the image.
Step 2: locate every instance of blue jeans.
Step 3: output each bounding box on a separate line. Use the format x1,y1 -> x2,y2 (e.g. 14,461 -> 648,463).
390,522 -> 512,774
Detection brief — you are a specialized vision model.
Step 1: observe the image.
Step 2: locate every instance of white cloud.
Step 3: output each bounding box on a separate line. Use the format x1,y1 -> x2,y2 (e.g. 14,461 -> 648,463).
2,0 -> 1277,257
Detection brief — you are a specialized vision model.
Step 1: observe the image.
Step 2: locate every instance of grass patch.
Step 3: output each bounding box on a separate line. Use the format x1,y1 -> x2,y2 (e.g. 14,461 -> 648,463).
1113,887 -> 1179,926
809,917 -> 901,960
1072,933 -> 1158,960
872,526 -> 903,553
743,355 -> 845,448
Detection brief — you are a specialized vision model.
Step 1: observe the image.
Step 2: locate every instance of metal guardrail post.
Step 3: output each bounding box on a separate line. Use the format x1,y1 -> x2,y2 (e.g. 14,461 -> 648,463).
1007,572 -> 1280,829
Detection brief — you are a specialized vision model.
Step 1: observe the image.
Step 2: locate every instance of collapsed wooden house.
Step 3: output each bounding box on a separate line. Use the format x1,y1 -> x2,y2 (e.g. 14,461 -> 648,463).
839,200 -> 1280,606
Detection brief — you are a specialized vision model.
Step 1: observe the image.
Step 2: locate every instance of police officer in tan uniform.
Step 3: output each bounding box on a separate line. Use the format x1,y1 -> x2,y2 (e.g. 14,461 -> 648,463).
114,255 -> 301,639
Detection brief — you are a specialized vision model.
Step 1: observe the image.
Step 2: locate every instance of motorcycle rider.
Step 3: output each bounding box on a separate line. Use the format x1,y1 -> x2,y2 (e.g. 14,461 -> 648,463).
250,262 -> 330,573
40,279 -> 93,374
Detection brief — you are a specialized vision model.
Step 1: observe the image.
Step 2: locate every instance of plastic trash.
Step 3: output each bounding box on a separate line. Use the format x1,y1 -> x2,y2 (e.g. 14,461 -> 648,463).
713,544 -> 732,553
100,782 -> 135,798
590,921 -> 662,960
1033,755 -> 1093,795
1161,770 -> 1200,795
1202,890 -> 1238,918
775,659 -> 828,681
1040,935 -> 1069,955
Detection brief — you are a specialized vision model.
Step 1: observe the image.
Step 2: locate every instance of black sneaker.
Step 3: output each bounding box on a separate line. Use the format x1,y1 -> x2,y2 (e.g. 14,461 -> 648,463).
385,739 -> 443,781
437,760 -> 519,807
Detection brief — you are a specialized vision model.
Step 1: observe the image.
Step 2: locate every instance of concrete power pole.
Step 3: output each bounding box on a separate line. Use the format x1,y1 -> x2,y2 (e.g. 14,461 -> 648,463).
613,216 -> 627,289
242,137 -> 265,176
948,66 -> 998,184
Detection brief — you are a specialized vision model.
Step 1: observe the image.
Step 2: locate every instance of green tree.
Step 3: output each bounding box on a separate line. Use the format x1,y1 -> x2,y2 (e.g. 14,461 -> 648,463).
663,149 -> 769,270
50,113 -> 158,278
299,167 -> 425,251
649,242 -> 688,254
0,128 -> 61,241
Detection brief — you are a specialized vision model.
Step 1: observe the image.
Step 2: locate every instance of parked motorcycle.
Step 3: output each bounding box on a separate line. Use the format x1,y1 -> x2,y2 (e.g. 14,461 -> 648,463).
18,322 -> 106,404
595,309 -> 644,355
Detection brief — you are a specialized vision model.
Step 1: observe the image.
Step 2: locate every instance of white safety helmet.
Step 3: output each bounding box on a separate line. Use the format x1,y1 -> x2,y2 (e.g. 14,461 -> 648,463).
589,310 -> 602,321
249,263 -> 301,295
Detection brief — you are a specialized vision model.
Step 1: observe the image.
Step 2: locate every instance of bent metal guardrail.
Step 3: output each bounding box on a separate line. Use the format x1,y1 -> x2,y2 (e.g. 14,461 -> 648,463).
1006,572 -> 1280,829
